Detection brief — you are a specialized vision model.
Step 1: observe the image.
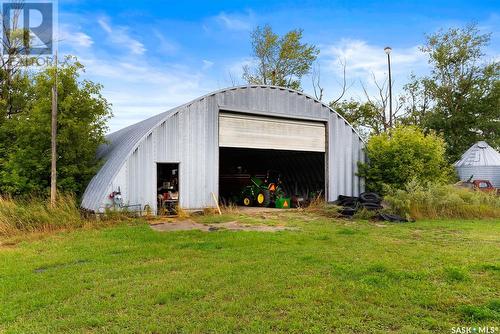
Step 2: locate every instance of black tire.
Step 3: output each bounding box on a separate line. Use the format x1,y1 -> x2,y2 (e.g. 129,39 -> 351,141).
338,195 -> 357,202
337,195 -> 358,207
359,192 -> 381,204
360,202 -> 383,211
242,195 -> 253,207
378,213 -> 410,222
256,189 -> 271,207
341,198 -> 359,208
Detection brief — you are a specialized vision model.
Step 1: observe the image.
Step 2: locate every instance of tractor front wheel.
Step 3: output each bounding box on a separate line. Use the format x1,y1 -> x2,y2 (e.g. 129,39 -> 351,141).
242,196 -> 253,207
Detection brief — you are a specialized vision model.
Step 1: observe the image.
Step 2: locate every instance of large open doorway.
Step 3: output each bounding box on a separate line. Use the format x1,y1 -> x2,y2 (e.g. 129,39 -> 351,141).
218,112 -> 326,208
156,163 -> 179,215
219,147 -> 325,207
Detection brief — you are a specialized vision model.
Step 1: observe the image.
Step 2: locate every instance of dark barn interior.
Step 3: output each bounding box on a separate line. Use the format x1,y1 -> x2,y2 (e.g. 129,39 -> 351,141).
219,147 -> 325,204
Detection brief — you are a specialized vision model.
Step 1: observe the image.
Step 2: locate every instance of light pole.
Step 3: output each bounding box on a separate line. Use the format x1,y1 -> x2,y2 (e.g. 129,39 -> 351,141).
384,46 -> 393,128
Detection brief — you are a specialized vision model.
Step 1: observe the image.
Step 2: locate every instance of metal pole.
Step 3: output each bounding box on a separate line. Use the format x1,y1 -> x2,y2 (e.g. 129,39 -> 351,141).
50,52 -> 58,206
387,52 -> 393,128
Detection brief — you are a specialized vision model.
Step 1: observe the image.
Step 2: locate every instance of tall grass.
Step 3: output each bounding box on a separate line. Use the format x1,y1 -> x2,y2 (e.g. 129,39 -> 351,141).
0,194 -> 137,237
305,196 -> 343,218
385,181 -> 500,220
0,194 -> 84,236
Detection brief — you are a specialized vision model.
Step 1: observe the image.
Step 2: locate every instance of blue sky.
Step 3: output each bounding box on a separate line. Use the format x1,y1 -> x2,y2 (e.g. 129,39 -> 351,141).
57,0 -> 500,132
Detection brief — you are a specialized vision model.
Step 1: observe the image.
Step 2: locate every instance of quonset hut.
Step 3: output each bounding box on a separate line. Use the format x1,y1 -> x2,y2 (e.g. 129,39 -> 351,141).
81,86 -> 365,213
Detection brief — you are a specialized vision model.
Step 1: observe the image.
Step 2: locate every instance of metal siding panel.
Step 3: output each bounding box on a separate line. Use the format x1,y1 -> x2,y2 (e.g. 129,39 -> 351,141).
327,115 -> 335,201
207,95 -> 219,207
329,114 -> 342,201
338,118 -> 346,196
344,124 -> 353,196
352,136 -> 360,196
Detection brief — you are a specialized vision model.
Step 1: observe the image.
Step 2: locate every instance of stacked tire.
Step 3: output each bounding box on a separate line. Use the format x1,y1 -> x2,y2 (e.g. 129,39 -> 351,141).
332,192 -> 410,222
336,195 -> 359,217
333,192 -> 383,217
358,192 -> 383,211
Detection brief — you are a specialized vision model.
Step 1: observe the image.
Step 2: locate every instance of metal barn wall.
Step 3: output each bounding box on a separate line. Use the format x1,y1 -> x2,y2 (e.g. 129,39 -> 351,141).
81,86 -> 365,212
122,97 -> 219,212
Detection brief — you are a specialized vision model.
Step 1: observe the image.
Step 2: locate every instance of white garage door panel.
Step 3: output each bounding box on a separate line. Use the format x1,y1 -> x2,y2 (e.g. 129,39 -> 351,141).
219,113 -> 325,152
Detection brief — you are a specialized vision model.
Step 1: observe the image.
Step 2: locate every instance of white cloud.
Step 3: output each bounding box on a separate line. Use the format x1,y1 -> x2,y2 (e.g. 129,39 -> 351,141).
57,17 -> 215,133
216,57 -> 255,87
152,29 -> 179,55
214,11 -> 254,31
202,59 -> 214,70
97,17 -> 146,55
322,39 -> 427,82
315,39 -> 429,102
228,57 -> 254,76
58,24 -> 93,48
72,53 -> 216,132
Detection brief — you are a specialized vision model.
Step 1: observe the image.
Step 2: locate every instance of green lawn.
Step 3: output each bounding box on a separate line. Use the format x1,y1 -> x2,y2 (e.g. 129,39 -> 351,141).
1,212 -> 499,333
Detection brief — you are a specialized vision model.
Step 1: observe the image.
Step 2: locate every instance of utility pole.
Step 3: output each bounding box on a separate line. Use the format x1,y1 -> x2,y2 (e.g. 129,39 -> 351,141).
50,52 -> 58,206
384,46 -> 393,128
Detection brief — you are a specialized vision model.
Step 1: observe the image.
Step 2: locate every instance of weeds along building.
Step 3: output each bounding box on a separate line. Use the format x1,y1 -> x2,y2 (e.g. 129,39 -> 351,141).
81,86 -> 365,213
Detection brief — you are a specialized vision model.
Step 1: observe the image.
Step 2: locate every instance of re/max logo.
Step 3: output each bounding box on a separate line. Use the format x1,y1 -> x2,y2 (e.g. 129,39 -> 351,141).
2,1 -> 56,55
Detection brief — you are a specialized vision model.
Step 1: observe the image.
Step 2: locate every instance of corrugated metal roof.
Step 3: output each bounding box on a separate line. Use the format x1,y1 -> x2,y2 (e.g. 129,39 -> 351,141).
81,85 -> 365,211
454,141 -> 500,167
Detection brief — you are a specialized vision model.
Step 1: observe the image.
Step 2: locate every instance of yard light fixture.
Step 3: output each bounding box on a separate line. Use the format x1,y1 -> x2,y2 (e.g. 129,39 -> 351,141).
384,46 -> 393,128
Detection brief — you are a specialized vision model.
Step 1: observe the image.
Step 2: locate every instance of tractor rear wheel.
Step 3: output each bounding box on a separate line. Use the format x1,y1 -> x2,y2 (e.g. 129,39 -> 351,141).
256,189 -> 271,207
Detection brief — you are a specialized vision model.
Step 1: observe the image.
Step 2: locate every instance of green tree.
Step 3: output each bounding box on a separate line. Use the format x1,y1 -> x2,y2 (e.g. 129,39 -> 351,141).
403,24 -> 500,160
0,58 -> 111,197
332,100 -> 382,140
358,126 -> 453,194
243,25 -> 319,90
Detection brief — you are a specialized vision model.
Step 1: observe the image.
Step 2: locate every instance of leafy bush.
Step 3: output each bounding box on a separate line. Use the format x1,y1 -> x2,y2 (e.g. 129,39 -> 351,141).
358,126 -> 453,194
384,180 -> 500,220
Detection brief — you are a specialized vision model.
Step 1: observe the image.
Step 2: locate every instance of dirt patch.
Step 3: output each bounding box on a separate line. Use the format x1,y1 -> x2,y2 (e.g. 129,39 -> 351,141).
215,221 -> 295,232
235,207 -> 290,214
151,220 -> 211,232
150,220 -> 296,233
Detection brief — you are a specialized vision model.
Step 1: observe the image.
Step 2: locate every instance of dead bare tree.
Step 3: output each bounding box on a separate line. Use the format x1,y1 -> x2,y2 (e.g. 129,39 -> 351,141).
361,72 -> 403,133
311,63 -> 323,101
228,71 -> 238,87
312,58 -> 349,105
329,58 -> 348,106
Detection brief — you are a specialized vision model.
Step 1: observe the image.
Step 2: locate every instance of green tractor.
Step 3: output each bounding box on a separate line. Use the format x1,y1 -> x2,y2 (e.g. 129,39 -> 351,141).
240,170 -> 288,208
